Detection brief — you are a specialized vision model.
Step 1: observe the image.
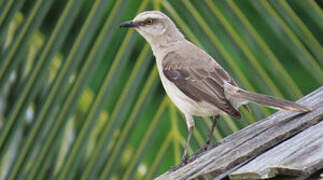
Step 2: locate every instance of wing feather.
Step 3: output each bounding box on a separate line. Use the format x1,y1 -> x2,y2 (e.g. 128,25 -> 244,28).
162,51 -> 241,119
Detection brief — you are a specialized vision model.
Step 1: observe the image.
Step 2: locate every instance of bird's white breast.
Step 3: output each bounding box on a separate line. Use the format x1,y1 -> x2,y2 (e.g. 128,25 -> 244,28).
155,56 -> 223,117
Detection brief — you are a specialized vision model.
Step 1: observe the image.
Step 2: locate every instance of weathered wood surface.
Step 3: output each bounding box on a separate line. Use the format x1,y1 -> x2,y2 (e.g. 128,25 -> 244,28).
156,86 -> 323,180
230,120 -> 323,179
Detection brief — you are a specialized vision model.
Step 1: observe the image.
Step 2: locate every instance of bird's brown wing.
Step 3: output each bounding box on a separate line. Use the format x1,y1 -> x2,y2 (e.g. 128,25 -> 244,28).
162,51 -> 241,119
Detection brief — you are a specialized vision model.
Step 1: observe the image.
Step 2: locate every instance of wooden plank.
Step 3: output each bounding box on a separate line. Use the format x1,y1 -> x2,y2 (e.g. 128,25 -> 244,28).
156,87 -> 323,180
229,120 -> 323,179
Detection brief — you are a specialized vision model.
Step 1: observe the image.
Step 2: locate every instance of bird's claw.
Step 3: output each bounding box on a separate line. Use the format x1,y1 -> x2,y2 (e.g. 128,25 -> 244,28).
169,142 -> 219,171
203,141 -> 211,151
170,155 -> 189,171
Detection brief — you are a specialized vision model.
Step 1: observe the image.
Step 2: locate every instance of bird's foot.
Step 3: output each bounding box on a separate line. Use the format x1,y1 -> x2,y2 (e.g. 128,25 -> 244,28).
169,142 -> 220,171
170,155 -> 189,171
203,140 -> 211,151
194,141 -> 219,156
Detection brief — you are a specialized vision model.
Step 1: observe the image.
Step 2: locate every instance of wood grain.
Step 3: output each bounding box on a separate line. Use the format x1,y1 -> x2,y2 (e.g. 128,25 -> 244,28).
156,86 -> 323,180
230,120 -> 323,179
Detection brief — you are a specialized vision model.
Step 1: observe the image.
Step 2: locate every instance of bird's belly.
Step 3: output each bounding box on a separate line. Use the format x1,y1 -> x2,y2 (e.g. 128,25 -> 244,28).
158,68 -> 222,116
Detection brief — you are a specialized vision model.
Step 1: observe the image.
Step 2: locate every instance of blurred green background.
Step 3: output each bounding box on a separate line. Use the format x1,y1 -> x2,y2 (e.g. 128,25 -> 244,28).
0,0 -> 322,179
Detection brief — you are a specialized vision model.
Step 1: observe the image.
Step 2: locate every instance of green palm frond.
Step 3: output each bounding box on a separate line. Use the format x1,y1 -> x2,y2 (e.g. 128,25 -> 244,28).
0,0 -> 321,179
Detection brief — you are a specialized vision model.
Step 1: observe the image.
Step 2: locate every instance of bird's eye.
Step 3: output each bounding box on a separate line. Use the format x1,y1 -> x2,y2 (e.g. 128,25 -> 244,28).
146,18 -> 153,25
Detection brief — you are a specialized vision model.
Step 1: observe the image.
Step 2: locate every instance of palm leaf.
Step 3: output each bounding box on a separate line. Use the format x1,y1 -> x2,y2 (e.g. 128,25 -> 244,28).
0,0 -> 321,179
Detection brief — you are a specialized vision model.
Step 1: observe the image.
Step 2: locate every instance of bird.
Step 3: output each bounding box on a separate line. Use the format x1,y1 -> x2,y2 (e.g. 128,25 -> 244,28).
119,11 -> 311,165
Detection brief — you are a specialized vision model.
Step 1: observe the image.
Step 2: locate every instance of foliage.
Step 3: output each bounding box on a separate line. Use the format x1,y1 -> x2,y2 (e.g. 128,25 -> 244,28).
0,0 -> 321,179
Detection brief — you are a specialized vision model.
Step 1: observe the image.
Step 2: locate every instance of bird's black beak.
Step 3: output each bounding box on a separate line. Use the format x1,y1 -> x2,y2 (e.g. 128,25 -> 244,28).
119,21 -> 137,28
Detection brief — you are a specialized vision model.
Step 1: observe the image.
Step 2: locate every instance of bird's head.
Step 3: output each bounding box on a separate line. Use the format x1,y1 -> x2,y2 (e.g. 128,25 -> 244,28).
120,11 -> 184,46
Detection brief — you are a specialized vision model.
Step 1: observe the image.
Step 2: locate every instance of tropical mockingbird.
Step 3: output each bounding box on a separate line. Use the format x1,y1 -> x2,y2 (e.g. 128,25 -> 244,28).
120,11 -> 311,165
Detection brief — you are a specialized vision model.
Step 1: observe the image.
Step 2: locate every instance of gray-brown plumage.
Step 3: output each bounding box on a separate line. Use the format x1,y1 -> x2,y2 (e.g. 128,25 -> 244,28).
162,47 -> 242,119
120,10 -> 311,165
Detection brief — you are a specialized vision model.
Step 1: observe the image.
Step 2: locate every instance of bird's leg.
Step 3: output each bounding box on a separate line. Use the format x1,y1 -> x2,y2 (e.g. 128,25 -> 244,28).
170,115 -> 194,171
181,115 -> 195,164
181,126 -> 193,163
203,115 -> 219,150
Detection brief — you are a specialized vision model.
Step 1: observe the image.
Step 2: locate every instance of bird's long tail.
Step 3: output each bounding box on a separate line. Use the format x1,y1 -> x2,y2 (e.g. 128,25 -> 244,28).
224,83 -> 311,112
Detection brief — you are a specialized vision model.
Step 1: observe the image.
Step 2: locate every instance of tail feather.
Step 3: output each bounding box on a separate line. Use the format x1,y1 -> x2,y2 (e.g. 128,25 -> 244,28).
224,83 -> 311,112
238,90 -> 311,112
